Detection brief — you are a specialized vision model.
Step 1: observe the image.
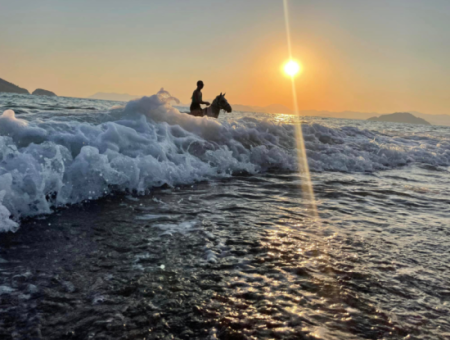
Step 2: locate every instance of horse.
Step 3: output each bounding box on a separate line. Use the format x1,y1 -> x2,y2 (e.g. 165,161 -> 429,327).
188,93 -> 232,118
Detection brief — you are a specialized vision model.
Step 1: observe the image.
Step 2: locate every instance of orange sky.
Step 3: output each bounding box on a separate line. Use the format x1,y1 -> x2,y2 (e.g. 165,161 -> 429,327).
1,1 -> 450,115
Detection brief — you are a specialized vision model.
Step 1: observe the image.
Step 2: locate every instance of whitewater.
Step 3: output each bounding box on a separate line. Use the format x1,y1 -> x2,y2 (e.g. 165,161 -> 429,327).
1,89 -> 449,231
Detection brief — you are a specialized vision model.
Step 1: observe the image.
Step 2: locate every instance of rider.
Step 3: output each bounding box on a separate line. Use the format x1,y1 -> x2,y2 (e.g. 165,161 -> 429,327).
190,80 -> 210,116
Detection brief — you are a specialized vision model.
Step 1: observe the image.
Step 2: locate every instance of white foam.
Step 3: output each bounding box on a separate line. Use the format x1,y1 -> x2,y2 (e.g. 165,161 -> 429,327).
0,191 -> 19,232
0,110 -> 47,147
1,89 -> 449,231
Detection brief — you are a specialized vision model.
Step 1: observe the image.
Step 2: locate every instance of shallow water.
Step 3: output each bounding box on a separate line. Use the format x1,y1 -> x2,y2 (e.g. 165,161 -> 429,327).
0,92 -> 449,339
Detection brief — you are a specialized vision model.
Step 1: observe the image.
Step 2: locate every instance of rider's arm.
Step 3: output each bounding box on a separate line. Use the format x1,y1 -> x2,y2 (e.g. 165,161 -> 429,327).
197,91 -> 210,106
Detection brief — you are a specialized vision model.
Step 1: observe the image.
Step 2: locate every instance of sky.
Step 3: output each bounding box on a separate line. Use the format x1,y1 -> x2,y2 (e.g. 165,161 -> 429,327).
1,0 -> 450,115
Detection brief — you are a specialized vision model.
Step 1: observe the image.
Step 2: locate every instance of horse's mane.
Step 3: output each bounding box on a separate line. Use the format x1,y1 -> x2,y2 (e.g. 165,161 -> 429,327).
212,95 -> 221,107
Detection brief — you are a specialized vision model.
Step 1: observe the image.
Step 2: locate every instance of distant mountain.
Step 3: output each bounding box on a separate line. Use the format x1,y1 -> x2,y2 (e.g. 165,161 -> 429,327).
297,110 -> 376,120
368,112 -> 431,125
32,88 -> 56,96
232,104 -> 266,113
294,110 -> 450,126
264,104 -> 293,114
0,78 -> 29,94
232,103 -> 293,114
88,92 -> 141,102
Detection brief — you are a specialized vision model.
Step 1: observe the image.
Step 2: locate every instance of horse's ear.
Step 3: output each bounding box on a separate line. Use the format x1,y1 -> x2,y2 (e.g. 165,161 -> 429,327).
223,93 -> 226,97
220,92 -> 222,96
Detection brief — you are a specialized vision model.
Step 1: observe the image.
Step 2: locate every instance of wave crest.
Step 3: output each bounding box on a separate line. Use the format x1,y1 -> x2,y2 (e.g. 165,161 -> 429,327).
0,89 -> 449,230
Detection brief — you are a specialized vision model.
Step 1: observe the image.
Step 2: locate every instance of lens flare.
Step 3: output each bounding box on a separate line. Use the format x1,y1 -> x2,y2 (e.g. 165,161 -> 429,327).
284,60 -> 301,77
283,0 -> 319,220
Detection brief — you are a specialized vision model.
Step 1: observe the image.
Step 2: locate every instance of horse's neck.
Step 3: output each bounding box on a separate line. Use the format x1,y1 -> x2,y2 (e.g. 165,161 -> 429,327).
205,102 -> 220,117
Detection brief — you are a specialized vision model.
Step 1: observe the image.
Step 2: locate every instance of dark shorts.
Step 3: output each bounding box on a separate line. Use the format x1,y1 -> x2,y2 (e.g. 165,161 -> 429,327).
190,103 -> 203,116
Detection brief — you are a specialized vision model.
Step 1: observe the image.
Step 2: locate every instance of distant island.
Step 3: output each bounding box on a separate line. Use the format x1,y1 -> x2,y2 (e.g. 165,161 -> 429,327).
0,77 -> 56,97
32,88 -> 57,96
0,78 -> 29,94
368,112 -> 431,125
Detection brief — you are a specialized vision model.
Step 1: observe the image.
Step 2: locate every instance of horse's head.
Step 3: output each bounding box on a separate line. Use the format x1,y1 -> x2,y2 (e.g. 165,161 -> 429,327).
214,93 -> 232,113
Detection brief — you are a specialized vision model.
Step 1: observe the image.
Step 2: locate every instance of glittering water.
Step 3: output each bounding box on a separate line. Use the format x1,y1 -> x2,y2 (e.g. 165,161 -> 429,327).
0,92 -> 449,339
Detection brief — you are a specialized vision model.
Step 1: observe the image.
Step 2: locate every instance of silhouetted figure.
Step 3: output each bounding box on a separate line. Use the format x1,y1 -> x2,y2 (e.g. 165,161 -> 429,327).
190,80 -> 210,116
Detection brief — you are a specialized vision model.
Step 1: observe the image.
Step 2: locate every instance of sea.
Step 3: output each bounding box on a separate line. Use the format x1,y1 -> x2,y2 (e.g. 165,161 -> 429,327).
0,90 -> 449,339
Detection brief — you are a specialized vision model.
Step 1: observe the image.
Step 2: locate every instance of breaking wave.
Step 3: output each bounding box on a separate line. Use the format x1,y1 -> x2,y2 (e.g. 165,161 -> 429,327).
0,89 -> 449,231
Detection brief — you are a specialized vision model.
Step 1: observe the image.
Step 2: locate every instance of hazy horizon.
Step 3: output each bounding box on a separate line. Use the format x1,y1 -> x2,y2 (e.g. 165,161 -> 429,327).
3,84 -> 450,126
2,0 -> 450,118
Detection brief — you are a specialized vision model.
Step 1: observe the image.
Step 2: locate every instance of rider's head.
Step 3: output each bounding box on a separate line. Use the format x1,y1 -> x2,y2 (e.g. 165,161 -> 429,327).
197,80 -> 204,89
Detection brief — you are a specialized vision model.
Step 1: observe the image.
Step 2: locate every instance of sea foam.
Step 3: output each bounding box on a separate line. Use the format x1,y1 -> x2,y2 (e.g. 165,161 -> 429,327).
0,89 -> 449,231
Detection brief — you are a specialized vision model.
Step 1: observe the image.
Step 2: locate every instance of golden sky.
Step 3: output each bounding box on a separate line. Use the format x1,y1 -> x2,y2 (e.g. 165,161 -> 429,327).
1,0 -> 450,114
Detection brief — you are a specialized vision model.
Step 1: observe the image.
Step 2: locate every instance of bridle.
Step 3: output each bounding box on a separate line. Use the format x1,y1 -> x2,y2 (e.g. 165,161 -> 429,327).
203,94 -> 230,118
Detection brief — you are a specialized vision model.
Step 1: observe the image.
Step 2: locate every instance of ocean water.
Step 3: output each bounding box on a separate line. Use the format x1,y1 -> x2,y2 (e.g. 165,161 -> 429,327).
0,91 -> 449,339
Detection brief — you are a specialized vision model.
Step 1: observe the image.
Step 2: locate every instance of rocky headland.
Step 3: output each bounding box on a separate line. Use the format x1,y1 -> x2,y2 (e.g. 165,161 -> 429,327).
368,112 -> 431,125
0,78 -> 56,97
32,88 -> 57,96
0,78 -> 30,94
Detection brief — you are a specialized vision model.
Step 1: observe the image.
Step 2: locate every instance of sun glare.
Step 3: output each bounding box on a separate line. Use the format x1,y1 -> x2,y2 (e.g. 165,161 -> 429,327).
284,60 -> 301,77
283,0 -> 318,220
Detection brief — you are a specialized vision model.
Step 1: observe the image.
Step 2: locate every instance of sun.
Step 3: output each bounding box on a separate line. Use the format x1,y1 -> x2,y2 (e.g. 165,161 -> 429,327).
284,60 -> 301,77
